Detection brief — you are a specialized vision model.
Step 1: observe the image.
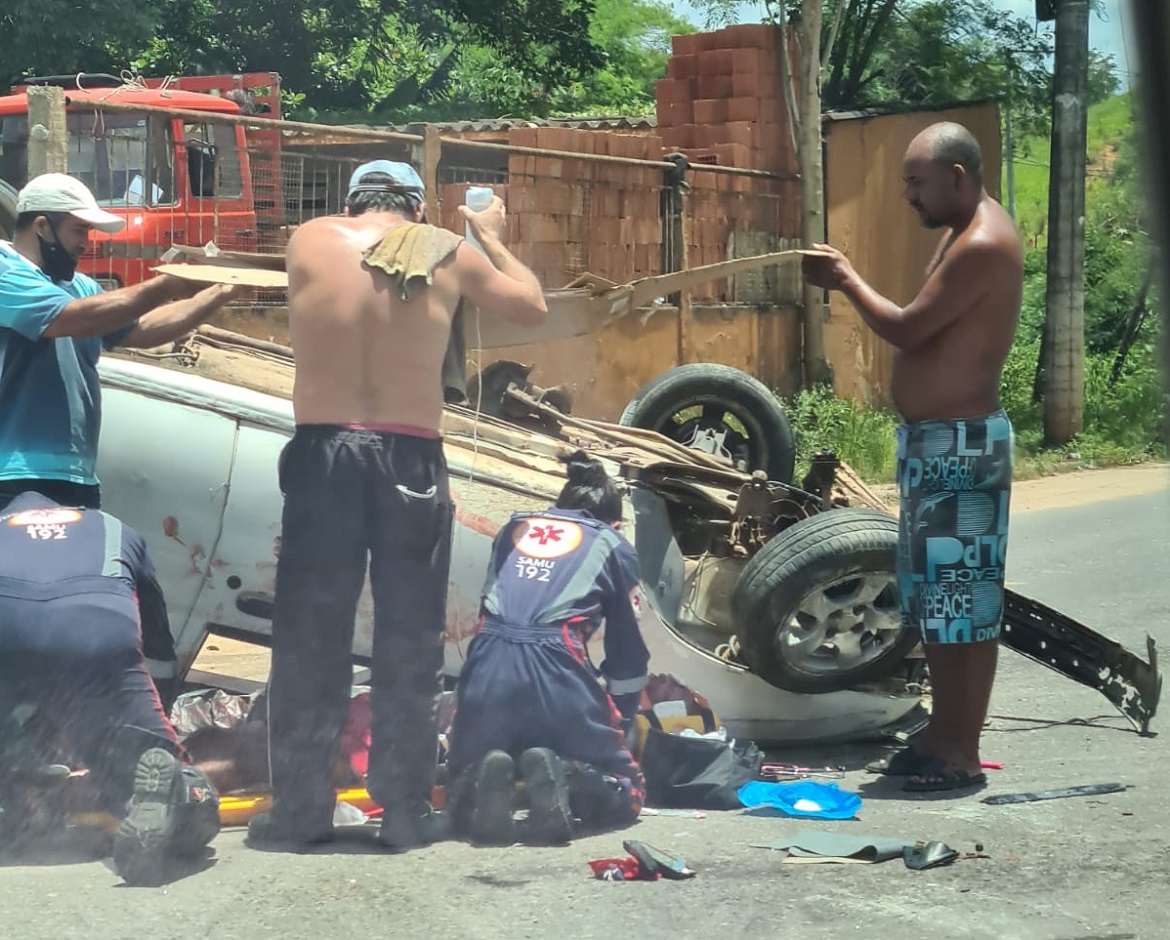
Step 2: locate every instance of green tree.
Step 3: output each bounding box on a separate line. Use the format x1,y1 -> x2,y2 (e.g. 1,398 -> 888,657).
127,0 -> 604,115
553,0 -> 697,116
1,0 -> 166,86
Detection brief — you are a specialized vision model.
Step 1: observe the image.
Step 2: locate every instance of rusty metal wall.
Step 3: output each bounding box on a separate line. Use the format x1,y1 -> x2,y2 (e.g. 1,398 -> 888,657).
469,302 -> 801,422
822,101 -> 1003,406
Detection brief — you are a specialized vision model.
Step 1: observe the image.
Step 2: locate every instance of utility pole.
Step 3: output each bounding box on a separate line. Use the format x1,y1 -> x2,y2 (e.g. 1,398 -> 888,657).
26,85 -> 68,178
779,0 -> 832,388
1041,0 -> 1090,444
1004,55 -> 1016,218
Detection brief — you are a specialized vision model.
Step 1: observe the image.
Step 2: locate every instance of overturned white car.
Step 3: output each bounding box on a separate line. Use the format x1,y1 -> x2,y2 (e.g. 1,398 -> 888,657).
93,329 -> 1160,745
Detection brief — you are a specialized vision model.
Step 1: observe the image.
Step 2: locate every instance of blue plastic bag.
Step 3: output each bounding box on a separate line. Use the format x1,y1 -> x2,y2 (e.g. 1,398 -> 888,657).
736,780 -> 862,820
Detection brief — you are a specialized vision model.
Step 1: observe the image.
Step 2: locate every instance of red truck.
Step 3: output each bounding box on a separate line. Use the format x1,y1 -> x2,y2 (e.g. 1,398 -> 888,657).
0,72 -> 282,288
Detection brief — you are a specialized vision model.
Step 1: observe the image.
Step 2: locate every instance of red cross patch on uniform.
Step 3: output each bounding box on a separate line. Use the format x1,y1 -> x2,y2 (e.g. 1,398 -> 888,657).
511,517 -> 584,560
6,509 -> 82,527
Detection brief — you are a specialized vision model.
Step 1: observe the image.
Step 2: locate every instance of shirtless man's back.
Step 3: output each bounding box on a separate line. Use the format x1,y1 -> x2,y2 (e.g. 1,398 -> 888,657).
250,161 -> 547,855
803,122 -> 1023,794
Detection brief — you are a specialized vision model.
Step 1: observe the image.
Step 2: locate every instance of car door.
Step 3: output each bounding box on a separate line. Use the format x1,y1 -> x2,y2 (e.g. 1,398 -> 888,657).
181,120 -> 257,253
96,359 -> 238,674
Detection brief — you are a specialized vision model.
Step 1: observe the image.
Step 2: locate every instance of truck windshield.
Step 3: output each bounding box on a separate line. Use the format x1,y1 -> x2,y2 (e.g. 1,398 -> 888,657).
0,111 -> 175,208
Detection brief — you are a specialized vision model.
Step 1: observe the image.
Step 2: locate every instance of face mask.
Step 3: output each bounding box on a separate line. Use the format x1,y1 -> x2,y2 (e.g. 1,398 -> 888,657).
37,221 -> 78,283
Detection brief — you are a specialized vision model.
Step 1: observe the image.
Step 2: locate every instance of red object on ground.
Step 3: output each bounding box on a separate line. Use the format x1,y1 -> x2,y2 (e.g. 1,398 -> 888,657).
587,856 -> 659,882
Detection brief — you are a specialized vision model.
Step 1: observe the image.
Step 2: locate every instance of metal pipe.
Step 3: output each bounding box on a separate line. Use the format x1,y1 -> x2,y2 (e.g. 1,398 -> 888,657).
67,99 -> 799,182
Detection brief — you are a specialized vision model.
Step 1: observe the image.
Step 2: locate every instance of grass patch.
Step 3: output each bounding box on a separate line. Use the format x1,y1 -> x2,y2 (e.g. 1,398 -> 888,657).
1008,91 -> 1137,246
782,385 -> 900,484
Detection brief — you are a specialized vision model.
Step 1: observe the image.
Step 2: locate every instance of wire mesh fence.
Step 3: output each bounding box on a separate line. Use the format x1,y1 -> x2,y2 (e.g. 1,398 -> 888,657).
0,101 -> 802,309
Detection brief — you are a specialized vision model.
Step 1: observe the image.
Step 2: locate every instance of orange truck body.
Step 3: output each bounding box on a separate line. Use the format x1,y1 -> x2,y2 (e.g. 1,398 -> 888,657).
0,73 -> 282,288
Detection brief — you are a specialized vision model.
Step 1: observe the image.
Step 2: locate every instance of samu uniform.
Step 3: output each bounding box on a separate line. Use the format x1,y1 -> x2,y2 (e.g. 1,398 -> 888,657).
447,508 -> 651,827
0,492 -> 218,885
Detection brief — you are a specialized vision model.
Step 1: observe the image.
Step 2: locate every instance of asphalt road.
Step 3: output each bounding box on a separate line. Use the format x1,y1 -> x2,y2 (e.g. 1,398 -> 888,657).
2,479 -> 1168,940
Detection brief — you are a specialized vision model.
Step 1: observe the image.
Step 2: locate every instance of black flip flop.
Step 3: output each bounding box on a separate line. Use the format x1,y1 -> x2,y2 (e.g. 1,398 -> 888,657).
865,748 -> 931,776
623,840 -> 696,880
902,758 -> 987,793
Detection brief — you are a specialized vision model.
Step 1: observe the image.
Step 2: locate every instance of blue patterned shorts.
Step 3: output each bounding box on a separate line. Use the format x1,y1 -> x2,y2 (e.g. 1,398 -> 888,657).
895,409 -> 1014,645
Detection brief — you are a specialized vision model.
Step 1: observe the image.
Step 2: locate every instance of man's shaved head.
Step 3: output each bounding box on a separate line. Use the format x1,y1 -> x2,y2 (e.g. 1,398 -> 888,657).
918,122 -> 983,185
902,121 -> 985,229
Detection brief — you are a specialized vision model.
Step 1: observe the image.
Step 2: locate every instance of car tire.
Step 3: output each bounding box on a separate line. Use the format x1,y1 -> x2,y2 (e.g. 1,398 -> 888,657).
0,181 -> 17,240
618,363 -> 796,483
731,509 -> 918,694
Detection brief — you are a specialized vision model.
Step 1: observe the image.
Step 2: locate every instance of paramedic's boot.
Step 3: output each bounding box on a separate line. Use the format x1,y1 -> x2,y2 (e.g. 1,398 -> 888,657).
113,748 -> 220,886
517,748 -> 572,846
564,761 -> 635,834
169,764 -> 221,858
376,800 -> 449,852
467,750 -> 515,847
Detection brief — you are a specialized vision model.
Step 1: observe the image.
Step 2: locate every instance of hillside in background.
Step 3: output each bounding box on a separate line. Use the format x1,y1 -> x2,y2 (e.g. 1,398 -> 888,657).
1009,91 -> 1135,246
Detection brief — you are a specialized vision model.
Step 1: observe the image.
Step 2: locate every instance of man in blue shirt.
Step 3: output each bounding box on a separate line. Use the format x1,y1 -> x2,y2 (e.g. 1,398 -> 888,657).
0,173 -> 240,510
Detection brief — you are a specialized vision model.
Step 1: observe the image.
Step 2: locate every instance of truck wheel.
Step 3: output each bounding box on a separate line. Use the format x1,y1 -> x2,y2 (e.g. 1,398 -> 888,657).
0,181 -> 17,240
618,363 -> 795,483
731,509 -> 918,694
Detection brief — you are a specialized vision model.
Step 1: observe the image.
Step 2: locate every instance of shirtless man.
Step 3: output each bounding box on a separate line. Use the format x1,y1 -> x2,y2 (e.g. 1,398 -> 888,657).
247,161 -> 547,851
802,122 -> 1023,792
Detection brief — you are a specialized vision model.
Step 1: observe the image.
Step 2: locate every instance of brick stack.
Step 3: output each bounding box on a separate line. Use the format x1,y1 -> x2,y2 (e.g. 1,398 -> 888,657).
500,127 -> 664,288
656,24 -> 799,177
654,23 -> 802,300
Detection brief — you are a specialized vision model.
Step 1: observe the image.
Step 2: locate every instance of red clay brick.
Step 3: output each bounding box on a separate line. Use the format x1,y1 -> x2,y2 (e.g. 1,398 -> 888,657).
696,30 -> 725,53
731,48 -> 779,79
697,74 -> 733,99
509,127 -> 539,149
658,126 -> 693,151
657,100 -> 695,127
667,55 -> 698,80
697,49 -> 734,76
726,97 -> 761,124
693,98 -> 728,125
656,78 -> 697,107
721,121 -> 757,151
671,32 -> 702,57
723,23 -> 780,50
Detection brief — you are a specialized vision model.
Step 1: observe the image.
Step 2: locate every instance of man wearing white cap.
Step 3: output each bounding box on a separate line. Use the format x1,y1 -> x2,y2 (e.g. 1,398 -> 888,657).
0,173 -> 240,510
248,159 -> 548,854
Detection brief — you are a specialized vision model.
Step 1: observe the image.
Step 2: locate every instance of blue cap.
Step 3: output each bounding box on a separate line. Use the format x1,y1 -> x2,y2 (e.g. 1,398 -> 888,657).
346,160 -> 425,197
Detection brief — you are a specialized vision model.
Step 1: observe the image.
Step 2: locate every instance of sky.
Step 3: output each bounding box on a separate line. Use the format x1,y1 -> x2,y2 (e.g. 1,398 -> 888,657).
673,0 -> 1139,89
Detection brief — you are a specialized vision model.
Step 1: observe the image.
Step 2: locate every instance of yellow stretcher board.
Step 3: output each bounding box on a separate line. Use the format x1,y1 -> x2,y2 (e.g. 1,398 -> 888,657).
68,785 -> 447,832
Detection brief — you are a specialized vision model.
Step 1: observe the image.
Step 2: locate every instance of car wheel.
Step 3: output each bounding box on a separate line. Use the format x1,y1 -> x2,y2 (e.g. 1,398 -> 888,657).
0,181 -> 17,241
618,363 -> 796,483
731,509 -> 919,694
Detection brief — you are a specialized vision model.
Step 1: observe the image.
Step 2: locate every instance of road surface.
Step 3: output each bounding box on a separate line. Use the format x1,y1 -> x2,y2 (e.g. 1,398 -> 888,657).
1,466 -> 1167,940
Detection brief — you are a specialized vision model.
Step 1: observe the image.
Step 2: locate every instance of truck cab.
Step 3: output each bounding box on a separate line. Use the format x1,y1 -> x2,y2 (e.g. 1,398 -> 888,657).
0,74 -> 259,289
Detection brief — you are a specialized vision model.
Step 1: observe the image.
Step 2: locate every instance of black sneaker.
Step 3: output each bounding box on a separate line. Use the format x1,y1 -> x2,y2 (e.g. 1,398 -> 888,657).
246,810 -> 334,850
470,750 -> 516,847
517,748 -> 572,846
113,748 -> 183,886
377,802 -> 449,852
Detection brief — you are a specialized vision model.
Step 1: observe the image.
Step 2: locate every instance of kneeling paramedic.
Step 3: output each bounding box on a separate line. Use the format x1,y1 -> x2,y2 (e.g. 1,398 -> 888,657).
446,451 -> 650,846
0,492 -> 219,885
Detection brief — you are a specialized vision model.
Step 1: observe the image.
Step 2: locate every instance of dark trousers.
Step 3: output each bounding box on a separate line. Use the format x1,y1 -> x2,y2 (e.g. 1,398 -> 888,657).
267,426 -> 453,829
0,585 -> 177,815
449,629 -> 646,826
0,479 -> 101,513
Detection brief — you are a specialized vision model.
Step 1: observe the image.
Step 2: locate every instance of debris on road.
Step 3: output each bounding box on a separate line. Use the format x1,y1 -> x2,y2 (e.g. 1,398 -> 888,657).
981,782 -> 1129,805
587,840 -> 697,881
751,830 -> 914,864
737,780 -> 862,820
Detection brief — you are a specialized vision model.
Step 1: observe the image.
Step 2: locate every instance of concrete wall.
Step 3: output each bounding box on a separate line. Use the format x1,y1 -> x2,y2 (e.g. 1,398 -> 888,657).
822,102 -> 1003,406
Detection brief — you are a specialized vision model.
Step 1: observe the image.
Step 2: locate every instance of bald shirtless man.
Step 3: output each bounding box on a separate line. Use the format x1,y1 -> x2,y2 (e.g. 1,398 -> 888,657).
247,161 -> 547,852
802,122 -> 1023,793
